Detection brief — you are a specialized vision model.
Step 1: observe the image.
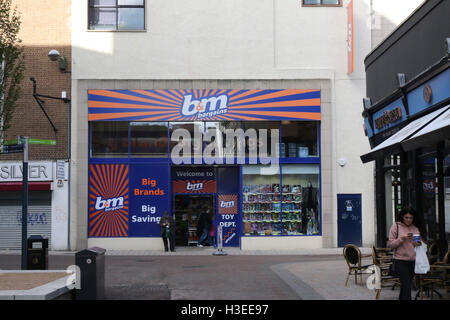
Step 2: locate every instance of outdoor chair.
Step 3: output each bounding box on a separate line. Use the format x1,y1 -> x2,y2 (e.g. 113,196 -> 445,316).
426,250 -> 450,300
415,248 -> 449,300
427,240 -> 440,265
343,244 -> 373,286
371,246 -> 400,300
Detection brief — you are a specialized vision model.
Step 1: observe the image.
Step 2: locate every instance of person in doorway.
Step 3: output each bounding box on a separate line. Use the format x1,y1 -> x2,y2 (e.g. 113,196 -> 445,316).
388,207 -> 422,300
159,211 -> 175,252
197,208 -> 212,247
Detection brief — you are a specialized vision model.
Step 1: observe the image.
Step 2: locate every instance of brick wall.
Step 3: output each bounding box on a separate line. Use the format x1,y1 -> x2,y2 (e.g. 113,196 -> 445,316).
1,0 -> 71,161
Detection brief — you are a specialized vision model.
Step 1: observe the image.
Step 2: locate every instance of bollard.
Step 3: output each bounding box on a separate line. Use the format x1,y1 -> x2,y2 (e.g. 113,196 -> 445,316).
213,224 -> 227,256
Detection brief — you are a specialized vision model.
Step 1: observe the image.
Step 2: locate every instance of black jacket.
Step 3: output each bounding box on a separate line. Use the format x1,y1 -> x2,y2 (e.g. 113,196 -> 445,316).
159,215 -> 175,236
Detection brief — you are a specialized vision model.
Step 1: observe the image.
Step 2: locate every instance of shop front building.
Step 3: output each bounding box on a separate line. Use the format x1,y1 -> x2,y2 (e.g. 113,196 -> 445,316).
361,0 -> 450,254
70,0 -> 385,251
0,161 -> 69,250
87,88 -> 324,250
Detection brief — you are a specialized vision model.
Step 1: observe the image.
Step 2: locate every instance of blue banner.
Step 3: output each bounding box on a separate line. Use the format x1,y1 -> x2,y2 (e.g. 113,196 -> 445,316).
129,164 -> 170,237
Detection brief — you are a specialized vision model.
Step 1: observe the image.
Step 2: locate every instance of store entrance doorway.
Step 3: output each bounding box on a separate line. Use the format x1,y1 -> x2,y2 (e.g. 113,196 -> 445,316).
173,194 -> 214,247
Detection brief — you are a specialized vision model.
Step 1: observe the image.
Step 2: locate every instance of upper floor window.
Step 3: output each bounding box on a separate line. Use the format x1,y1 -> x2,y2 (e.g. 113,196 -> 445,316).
88,0 -> 145,31
302,0 -> 341,6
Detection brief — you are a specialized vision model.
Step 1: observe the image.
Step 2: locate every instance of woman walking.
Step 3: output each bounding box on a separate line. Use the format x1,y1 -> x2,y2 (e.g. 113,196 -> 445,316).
388,207 -> 422,300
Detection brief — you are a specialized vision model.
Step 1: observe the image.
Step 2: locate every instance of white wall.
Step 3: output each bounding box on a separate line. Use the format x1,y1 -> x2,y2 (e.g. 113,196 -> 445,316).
51,161 -> 69,250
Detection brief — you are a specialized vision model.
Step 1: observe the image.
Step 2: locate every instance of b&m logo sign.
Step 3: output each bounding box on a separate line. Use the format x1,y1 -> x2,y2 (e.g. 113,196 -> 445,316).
218,194 -> 238,214
220,200 -> 235,209
181,94 -> 229,119
94,196 -> 124,211
88,164 -> 129,237
88,89 -> 321,122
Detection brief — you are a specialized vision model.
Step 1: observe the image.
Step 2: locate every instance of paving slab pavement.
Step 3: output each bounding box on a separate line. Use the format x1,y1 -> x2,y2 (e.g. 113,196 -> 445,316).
0,247 -> 446,300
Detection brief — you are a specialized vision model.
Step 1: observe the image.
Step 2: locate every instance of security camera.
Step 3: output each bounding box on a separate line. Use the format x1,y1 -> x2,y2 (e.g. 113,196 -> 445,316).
48,49 -> 60,61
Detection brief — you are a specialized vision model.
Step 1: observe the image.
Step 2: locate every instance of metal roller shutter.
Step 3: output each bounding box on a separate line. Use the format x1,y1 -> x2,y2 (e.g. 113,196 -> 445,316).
0,191 -> 52,249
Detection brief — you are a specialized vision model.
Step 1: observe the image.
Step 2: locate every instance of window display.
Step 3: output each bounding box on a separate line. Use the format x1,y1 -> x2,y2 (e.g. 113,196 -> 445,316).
282,164 -> 320,235
242,165 -> 281,236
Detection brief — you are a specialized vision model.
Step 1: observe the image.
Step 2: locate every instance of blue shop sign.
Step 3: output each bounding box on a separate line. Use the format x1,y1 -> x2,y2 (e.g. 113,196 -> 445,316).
372,98 -> 407,135
408,68 -> 450,117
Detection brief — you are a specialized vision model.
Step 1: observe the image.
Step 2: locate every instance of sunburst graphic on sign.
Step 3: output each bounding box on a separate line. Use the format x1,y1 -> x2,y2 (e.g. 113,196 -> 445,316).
88,164 -> 129,237
88,89 -> 321,122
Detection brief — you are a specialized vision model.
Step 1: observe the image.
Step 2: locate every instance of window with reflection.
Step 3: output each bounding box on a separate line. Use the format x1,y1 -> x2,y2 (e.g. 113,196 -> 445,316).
88,0 -> 145,31
169,122 -> 204,160
204,121 -> 241,159
281,121 -> 319,158
130,122 -> 168,157
242,121 -> 280,158
91,122 -> 128,157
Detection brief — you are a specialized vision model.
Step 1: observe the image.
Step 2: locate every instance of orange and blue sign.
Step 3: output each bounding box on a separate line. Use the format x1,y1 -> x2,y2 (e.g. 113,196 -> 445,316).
88,164 -> 129,237
88,89 -> 321,122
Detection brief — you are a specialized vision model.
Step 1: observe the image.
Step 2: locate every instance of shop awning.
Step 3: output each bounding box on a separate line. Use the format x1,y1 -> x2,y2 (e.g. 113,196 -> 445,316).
402,105 -> 450,152
0,182 -> 52,191
360,104 -> 450,163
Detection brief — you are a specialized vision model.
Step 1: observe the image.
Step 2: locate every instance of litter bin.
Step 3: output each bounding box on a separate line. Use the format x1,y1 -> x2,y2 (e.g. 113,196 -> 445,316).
75,247 -> 106,300
27,235 -> 48,270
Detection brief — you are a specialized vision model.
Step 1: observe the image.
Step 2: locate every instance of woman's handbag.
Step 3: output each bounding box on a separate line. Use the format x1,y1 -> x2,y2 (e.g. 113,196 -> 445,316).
389,223 -> 399,277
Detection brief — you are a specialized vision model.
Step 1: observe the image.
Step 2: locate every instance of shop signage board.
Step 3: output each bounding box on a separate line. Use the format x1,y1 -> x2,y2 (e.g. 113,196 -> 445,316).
347,0 -> 354,75
88,89 -> 321,122
216,194 -> 239,247
88,164 -> 130,237
0,161 -> 53,182
171,167 -> 217,194
129,164 -> 170,237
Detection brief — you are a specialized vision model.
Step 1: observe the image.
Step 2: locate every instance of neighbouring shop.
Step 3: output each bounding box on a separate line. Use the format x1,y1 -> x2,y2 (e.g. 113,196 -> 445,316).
0,161 -> 69,250
361,0 -> 450,254
87,89 -> 322,248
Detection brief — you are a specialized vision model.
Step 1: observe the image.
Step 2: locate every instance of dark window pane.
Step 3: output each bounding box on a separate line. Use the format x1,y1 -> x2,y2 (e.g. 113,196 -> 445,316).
130,122 -> 168,157
242,121 -> 280,157
304,0 -> 340,4
118,8 -> 144,30
169,122 -> 204,159
281,121 -> 318,158
118,0 -> 144,5
88,7 -> 117,30
204,121 -> 241,158
89,0 -> 116,7
91,122 -> 128,157
322,0 -> 340,4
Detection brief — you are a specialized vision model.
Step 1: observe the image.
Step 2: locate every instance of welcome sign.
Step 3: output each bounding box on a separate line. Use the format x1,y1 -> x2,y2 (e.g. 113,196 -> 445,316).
88,89 -> 321,122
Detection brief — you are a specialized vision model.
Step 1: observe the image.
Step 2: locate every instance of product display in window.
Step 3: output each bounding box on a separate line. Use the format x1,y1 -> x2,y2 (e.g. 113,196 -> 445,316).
242,183 -> 282,236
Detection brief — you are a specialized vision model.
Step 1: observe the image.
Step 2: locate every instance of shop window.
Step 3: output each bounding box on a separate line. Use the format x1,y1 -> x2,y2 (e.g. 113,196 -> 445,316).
445,151 -> 450,242
130,122 -> 168,157
204,121 -> 242,159
242,121 -> 280,158
88,0 -> 145,31
281,121 -> 319,158
302,0 -> 341,6
281,164 -> 320,235
242,165 -> 281,236
169,122 -> 204,160
420,155 -> 439,241
91,122 -> 129,157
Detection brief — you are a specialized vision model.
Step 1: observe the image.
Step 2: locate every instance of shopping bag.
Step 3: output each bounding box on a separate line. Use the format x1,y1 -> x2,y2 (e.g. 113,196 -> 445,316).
414,241 -> 430,274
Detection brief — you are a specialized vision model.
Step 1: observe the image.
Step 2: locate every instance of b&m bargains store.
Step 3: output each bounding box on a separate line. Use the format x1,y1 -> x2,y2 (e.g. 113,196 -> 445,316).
79,86 -> 348,251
